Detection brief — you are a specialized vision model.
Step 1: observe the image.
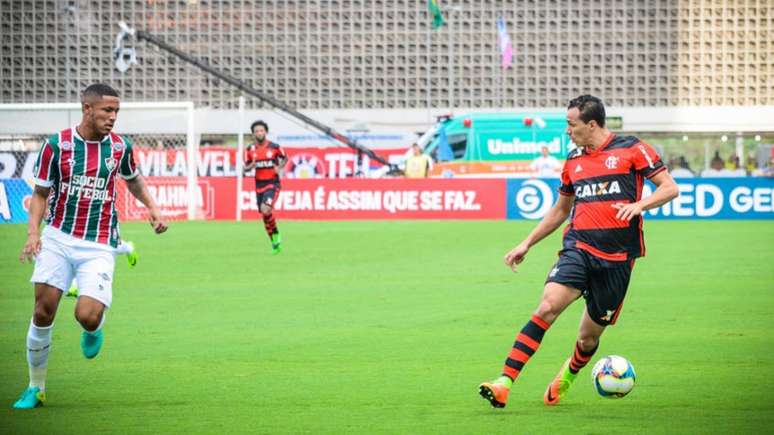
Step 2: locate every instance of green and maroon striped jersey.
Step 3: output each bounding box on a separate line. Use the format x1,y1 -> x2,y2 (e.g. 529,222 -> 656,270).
33,127 -> 139,247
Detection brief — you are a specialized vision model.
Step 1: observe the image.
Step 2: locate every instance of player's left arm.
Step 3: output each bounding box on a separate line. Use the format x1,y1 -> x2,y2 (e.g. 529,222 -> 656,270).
119,139 -> 168,234
614,142 -> 679,220
126,176 -> 168,234
274,146 -> 288,174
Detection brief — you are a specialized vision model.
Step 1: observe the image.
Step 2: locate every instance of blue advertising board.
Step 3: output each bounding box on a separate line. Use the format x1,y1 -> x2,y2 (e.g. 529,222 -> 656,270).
0,179 -> 33,224
507,177 -> 774,220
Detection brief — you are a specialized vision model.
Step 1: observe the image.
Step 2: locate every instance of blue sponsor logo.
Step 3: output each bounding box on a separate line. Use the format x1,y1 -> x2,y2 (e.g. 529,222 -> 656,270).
507,177 -> 774,220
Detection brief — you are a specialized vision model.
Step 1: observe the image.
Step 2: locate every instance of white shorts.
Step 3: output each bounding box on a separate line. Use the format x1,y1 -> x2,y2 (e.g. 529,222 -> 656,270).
30,226 -> 117,308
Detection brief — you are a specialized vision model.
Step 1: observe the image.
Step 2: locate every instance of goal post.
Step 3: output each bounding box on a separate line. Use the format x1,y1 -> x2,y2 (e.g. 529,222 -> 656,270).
0,101 -> 199,222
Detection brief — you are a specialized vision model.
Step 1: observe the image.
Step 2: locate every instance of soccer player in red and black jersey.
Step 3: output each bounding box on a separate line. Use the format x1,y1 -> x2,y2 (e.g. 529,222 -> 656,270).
244,120 -> 287,254
479,95 -> 679,408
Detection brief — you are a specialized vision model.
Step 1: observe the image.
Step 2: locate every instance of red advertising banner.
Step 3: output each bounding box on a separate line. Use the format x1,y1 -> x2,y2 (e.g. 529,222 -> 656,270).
117,177 -> 506,221
245,179 -> 506,220
132,146 -> 407,178
119,177 -> 217,221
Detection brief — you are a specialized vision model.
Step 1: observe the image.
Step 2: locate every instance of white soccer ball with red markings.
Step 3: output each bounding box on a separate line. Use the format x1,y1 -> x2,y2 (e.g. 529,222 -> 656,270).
591,355 -> 636,398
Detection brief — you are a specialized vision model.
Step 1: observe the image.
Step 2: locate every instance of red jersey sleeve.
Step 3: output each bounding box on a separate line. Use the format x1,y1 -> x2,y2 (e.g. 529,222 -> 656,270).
558,159 -> 574,196
244,146 -> 255,164
631,141 -> 666,179
276,145 -> 287,161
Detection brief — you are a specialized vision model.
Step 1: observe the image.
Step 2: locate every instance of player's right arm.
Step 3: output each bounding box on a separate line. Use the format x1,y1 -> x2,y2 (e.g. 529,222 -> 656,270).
21,138 -> 57,263
503,193 -> 574,271
20,185 -> 51,263
243,147 -> 256,173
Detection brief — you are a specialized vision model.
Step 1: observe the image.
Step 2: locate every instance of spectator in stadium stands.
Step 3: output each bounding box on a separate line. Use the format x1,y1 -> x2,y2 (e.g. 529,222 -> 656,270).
711,151 -> 724,169
745,152 -> 758,174
404,143 -> 433,178
725,153 -> 741,170
669,156 -> 694,178
530,145 -> 561,178
701,151 -> 727,177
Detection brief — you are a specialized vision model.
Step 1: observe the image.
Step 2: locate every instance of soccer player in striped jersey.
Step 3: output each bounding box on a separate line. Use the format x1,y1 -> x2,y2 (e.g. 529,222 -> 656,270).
244,120 -> 287,254
479,95 -> 679,408
13,84 -> 168,409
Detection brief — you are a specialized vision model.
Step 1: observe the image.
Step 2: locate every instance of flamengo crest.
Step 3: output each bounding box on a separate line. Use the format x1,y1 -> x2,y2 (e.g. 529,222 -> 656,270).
605,155 -> 619,169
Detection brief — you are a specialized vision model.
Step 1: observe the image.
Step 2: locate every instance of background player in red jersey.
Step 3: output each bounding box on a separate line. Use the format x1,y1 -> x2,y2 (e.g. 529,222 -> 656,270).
243,120 -> 287,254
479,95 -> 679,409
13,84 -> 168,409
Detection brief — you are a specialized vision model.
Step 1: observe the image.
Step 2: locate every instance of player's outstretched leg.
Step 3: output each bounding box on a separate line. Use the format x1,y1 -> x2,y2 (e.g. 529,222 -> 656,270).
479,314 -> 551,408
117,240 -> 138,268
544,341 -> 597,405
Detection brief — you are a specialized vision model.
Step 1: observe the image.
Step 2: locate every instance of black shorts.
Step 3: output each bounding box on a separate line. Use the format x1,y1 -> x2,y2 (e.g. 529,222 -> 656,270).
255,184 -> 280,208
545,248 -> 635,326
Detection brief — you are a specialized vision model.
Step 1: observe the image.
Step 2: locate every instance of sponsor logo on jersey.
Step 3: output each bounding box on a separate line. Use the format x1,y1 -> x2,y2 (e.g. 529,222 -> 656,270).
574,180 -> 621,198
61,141 -> 72,151
254,160 -> 275,168
62,175 -> 111,201
575,164 -> 582,173
112,142 -> 125,151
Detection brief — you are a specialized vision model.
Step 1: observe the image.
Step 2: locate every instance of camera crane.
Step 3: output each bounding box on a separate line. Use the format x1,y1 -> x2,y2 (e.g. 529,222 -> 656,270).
114,22 -> 401,176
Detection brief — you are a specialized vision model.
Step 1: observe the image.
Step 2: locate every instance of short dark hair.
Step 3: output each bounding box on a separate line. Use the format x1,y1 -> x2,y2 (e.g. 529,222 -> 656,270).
82,83 -> 119,101
568,95 -> 605,127
250,120 -> 269,133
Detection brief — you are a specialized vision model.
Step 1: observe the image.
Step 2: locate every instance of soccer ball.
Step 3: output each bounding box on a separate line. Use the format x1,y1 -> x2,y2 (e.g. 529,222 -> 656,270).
591,355 -> 636,398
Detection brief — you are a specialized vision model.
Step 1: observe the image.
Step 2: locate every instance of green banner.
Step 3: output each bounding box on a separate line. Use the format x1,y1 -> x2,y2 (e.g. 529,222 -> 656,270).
474,130 -> 569,161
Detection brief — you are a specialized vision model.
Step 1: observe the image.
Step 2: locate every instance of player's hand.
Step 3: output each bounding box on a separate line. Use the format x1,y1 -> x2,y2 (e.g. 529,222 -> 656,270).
612,202 -> 643,221
20,233 -> 41,263
504,242 -> 530,272
148,209 -> 168,234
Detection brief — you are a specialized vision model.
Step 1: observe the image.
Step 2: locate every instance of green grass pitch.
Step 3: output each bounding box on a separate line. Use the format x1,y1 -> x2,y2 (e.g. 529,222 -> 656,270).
1,220 -> 772,434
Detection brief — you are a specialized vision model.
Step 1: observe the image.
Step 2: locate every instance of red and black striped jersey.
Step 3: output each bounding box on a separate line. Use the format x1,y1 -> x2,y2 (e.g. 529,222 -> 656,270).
559,134 -> 666,262
244,140 -> 286,186
33,127 -> 138,247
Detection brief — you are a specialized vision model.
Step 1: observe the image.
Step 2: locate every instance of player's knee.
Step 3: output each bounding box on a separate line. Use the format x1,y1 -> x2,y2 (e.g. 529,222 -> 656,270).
577,335 -> 599,352
260,206 -> 273,216
33,303 -> 56,326
535,299 -> 560,323
74,307 -> 102,331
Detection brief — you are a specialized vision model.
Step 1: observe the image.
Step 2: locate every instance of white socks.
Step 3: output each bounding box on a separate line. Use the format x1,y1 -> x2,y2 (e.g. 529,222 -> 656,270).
26,320 -> 53,391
